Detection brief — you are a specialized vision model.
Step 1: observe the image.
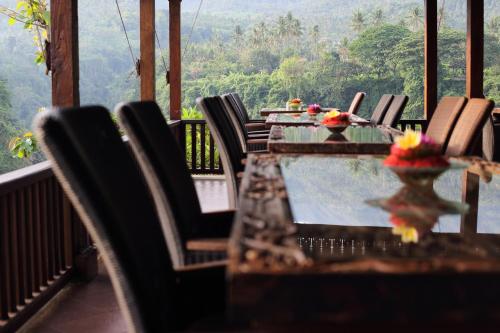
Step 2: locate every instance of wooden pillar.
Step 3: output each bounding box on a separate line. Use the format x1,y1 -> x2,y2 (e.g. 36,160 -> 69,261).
466,0 -> 484,98
424,0 -> 438,120
140,0 -> 156,100
169,0 -> 182,120
50,0 -> 79,107
460,170 -> 479,236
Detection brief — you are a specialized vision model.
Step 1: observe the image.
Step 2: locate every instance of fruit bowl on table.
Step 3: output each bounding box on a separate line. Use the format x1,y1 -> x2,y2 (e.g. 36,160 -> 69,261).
287,98 -> 302,111
321,110 -> 351,133
323,123 -> 350,133
307,104 -> 322,119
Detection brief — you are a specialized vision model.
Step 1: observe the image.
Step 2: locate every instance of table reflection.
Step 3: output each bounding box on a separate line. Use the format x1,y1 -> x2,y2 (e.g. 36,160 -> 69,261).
279,155 -> 500,260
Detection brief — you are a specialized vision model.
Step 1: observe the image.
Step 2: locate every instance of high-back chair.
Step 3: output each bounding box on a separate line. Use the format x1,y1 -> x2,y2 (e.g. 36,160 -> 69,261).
230,92 -> 267,131
116,101 -> 233,262
35,106 -> 226,333
382,95 -> 409,128
221,94 -> 269,152
425,96 -> 467,151
347,92 -> 366,115
197,96 -> 245,208
370,94 -> 394,124
446,98 -> 495,157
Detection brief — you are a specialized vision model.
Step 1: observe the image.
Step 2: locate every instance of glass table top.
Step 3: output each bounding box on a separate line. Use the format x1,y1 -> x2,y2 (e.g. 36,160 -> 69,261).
271,126 -> 393,144
279,155 -> 500,260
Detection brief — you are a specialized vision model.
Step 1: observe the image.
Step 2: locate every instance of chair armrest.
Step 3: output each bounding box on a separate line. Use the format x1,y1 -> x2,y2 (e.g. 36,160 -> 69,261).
247,138 -> 268,144
245,123 -> 267,131
248,119 -> 265,123
196,210 -> 235,238
248,129 -> 270,135
186,238 -> 228,252
248,133 -> 269,139
177,260 -> 227,272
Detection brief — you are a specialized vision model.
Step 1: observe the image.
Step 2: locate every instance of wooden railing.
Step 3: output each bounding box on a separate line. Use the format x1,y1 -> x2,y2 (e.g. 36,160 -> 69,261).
180,120 -> 223,175
397,119 -> 428,132
0,162 -> 95,333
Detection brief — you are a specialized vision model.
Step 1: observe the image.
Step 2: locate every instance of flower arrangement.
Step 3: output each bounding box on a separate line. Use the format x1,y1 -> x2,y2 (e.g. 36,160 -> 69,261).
288,98 -> 302,110
321,110 -> 351,126
384,130 -> 449,168
307,104 -> 322,115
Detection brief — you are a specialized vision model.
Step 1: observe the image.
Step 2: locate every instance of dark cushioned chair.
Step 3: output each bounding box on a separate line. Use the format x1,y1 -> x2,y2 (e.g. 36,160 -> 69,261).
197,96 -> 246,208
116,101 -> 234,262
382,95 -> 409,128
370,94 -> 394,125
230,92 -> 267,131
446,98 -> 495,157
35,106 -> 226,332
425,96 -> 467,152
221,94 -> 268,152
347,92 -> 366,115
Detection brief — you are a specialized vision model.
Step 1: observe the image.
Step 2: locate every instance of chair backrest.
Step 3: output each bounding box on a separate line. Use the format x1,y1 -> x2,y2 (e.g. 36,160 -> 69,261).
35,106 -> 178,333
425,96 -> 467,150
116,101 -> 202,267
221,94 -> 249,151
382,95 -> 409,128
446,98 -> 495,157
370,94 -> 394,124
347,92 -> 366,115
230,92 -> 251,123
197,96 -> 244,208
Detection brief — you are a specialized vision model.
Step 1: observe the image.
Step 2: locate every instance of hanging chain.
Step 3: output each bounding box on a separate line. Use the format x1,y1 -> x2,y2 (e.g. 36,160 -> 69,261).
114,0 -> 139,77
155,29 -> 169,88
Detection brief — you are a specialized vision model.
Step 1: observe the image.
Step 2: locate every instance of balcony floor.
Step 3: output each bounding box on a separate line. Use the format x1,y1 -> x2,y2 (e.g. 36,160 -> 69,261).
18,178 -> 228,333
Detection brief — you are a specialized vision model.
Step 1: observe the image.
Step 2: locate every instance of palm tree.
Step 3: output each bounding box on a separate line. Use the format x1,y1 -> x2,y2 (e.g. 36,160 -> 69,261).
437,0 -> 446,31
232,25 -> 244,47
338,37 -> 350,61
351,9 -> 366,34
406,7 -> 423,32
486,16 -> 500,37
372,8 -> 384,27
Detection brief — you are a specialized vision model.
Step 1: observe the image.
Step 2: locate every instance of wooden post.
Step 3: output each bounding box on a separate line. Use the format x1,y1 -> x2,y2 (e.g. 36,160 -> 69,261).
140,0 -> 156,100
460,170 -> 479,235
50,0 -> 79,107
169,0 -> 182,120
424,0 -> 437,121
466,0 -> 484,98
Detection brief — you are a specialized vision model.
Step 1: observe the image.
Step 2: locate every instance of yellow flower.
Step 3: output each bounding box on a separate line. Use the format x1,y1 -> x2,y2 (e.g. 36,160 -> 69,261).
395,130 -> 421,150
324,110 -> 340,119
23,132 -> 33,138
392,226 -> 419,243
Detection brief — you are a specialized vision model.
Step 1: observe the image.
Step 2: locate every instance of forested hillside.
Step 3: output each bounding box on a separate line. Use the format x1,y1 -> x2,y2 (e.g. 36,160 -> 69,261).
0,0 -> 499,173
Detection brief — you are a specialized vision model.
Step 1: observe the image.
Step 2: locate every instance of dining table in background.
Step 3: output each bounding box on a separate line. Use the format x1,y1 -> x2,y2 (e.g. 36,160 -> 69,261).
228,153 -> 500,328
265,112 -> 370,128
267,125 -> 401,154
